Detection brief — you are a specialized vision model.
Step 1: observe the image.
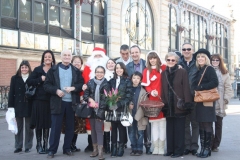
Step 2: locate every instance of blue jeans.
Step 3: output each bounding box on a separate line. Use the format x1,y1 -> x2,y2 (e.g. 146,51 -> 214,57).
128,119 -> 144,151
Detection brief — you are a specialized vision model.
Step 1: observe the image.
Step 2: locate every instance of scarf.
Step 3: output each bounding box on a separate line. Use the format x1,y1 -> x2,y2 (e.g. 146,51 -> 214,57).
21,74 -> 29,82
93,77 -> 105,113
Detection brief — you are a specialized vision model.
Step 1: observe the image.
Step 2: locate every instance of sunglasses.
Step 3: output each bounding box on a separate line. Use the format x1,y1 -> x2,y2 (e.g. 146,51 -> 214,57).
167,59 -> 176,62
182,48 -> 191,51
212,59 -> 220,62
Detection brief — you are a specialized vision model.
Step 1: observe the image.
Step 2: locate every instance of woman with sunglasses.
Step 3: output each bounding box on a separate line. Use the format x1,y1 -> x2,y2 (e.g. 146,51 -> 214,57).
8,60 -> 34,153
141,51 -> 166,155
210,54 -> 233,152
161,52 -> 192,158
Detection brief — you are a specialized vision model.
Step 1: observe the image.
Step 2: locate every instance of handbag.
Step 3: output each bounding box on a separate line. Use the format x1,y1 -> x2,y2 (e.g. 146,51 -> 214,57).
165,72 -> 185,110
25,84 -> 36,99
194,66 -> 220,102
75,102 -> 93,118
120,104 -> 133,127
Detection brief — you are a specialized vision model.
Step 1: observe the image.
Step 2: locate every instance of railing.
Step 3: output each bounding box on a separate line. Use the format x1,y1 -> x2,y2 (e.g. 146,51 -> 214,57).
0,86 -> 10,109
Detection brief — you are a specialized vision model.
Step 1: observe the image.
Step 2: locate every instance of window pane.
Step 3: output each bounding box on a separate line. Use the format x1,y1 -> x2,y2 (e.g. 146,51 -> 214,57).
35,34 -> 48,50
20,0 -> 31,21
63,38 -> 73,52
20,32 -> 34,48
34,2 -> 45,24
94,2 -> 104,15
2,29 -> 18,47
49,5 -> 60,26
82,3 -> 91,13
171,35 -> 176,50
49,0 -> 59,4
61,8 -> 71,29
94,17 -> 104,34
61,0 -> 71,7
171,8 -> 177,34
2,0 -> 15,17
82,13 -> 91,33
81,42 -> 94,55
50,36 -> 62,52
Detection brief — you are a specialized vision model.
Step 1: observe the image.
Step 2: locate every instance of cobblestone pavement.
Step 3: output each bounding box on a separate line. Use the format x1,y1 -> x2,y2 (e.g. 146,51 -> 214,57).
0,99 -> 239,160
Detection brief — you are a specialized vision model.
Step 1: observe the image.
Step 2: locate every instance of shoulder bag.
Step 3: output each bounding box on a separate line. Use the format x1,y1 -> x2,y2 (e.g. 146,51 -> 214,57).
120,104 -> 133,127
165,72 -> 185,110
75,101 -> 93,118
25,84 -> 37,99
194,66 -> 220,102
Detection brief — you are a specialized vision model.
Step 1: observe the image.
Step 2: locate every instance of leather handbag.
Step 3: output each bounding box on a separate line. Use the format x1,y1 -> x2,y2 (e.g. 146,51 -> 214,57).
165,72 -> 185,110
194,66 -> 220,102
75,102 -> 93,118
25,84 -> 36,99
120,104 -> 133,127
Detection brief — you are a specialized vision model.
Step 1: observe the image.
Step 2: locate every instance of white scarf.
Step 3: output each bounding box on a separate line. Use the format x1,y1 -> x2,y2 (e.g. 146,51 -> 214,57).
21,74 -> 29,82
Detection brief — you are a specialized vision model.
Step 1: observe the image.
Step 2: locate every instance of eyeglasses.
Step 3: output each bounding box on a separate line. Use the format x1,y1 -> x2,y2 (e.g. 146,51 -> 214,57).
182,48 -> 192,51
95,71 -> 105,74
167,59 -> 176,62
212,59 -> 220,62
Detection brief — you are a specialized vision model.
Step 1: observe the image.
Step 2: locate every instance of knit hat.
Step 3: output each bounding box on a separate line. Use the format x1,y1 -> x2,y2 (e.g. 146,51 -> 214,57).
92,47 -> 106,57
194,48 -> 211,59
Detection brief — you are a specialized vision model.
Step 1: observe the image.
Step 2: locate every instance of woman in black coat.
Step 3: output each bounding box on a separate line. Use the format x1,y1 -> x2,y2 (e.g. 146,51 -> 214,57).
83,66 -> 110,160
193,49 -> 218,158
105,62 -> 132,157
27,50 -> 56,154
8,60 -> 34,153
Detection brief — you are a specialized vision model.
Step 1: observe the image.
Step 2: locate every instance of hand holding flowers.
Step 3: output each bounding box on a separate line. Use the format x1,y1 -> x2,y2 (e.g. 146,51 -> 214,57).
104,88 -> 121,117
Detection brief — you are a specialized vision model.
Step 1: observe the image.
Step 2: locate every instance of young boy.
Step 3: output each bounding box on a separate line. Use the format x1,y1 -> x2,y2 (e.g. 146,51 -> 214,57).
128,71 -> 148,156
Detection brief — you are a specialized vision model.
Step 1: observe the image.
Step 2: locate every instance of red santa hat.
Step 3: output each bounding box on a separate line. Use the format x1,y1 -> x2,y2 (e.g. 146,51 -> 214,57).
92,47 -> 106,57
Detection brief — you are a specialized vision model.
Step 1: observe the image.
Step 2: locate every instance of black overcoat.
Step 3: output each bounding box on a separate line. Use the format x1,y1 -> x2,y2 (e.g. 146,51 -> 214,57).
8,75 -> 31,117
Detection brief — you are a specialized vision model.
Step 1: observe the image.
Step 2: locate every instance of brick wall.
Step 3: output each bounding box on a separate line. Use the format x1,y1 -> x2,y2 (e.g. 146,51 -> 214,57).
0,58 -> 17,86
29,60 -> 41,71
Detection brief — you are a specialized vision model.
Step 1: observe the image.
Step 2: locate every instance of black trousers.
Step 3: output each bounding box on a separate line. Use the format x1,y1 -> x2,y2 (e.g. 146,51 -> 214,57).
166,117 -> 186,154
48,101 -> 74,153
111,121 -> 126,144
212,116 -> 223,149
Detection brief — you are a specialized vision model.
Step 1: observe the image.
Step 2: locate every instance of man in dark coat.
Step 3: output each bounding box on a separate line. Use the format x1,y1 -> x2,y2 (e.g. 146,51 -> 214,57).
44,50 -> 84,158
178,43 -> 199,156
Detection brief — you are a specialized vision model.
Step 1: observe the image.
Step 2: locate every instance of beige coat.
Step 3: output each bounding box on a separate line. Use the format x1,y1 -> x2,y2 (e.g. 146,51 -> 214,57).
216,73 -> 233,117
130,87 -> 148,130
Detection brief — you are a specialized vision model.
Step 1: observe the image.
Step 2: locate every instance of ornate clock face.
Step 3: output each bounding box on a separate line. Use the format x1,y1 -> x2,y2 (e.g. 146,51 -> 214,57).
125,2 -> 150,45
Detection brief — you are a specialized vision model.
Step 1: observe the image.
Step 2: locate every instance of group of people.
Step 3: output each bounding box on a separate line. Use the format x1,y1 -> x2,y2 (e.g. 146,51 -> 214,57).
8,43 -> 233,159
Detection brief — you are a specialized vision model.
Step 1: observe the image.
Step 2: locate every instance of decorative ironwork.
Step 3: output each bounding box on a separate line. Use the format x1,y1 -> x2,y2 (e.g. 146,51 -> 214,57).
0,86 -> 10,109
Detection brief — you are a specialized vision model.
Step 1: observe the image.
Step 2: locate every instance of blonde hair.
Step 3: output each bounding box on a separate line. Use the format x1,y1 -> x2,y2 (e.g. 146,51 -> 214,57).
196,53 -> 211,68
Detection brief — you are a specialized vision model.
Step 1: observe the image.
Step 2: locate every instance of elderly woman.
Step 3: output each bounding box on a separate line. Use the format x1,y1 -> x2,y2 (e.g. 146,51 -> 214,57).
210,54 -> 233,152
161,52 -> 192,158
193,49 -> 218,158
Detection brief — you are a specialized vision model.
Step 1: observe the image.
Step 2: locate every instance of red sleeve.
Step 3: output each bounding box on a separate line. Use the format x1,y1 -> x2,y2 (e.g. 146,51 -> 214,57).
141,68 -> 152,93
161,64 -> 167,72
82,65 -> 91,84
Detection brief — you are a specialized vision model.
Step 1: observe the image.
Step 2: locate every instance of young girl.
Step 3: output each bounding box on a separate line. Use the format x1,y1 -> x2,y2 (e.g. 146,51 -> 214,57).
105,62 -> 132,157
83,66 -> 110,160
141,51 -> 167,155
8,60 -> 34,153
128,71 -> 148,156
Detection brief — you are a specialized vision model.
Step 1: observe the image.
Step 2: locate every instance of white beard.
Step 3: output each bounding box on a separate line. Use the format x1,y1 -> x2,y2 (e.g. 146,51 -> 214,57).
86,56 -> 109,79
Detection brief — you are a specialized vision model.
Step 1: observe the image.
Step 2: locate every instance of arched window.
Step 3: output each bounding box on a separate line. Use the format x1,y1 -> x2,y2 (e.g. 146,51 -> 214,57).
122,0 -> 153,50
168,5 -> 177,51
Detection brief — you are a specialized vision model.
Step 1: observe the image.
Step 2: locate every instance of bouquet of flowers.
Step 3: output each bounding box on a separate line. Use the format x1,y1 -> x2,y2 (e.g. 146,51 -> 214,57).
104,88 -> 121,117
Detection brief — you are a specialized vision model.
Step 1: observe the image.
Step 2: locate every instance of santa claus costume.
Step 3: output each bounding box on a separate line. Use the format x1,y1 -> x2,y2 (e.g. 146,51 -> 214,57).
82,47 -> 109,152
141,51 -> 167,155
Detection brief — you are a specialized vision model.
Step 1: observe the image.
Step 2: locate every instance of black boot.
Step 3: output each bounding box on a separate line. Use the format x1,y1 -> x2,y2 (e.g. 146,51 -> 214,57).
144,122 -> 152,155
201,132 -> 212,158
144,143 -> 152,155
84,134 -> 93,152
39,129 -> 49,154
197,130 -> 205,157
104,132 -> 111,154
117,143 -> 124,157
111,143 -> 117,157
36,129 -> 43,153
71,134 -> 80,152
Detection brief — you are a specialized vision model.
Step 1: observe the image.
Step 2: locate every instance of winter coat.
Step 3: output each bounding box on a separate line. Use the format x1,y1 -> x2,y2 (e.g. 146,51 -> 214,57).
214,70 -> 233,117
44,63 -> 84,114
178,56 -> 198,95
161,65 -> 193,117
8,75 -> 32,117
83,78 -> 110,120
193,65 -> 219,122
131,87 -> 148,130
27,65 -> 50,101
126,59 -> 146,76
105,76 -> 132,121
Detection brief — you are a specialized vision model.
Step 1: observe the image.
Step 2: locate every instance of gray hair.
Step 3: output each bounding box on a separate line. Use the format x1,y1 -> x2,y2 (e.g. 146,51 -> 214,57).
165,52 -> 179,62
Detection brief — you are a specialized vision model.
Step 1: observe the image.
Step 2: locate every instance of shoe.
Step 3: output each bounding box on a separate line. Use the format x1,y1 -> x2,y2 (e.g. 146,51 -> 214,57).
164,152 -> 173,156
98,145 -> 105,160
201,132 -> 212,158
63,150 -> 73,156
130,150 -> 136,156
171,153 -> 183,158
90,144 -> 98,157
117,143 -> 124,157
212,148 -> 219,152
124,144 -> 127,149
14,148 -> 22,153
111,143 -> 117,157
71,144 -> 81,152
197,130 -> 205,157
183,149 -> 191,155
103,132 -> 111,154
47,151 -> 54,158
39,129 -> 49,154
135,150 -> 143,156
191,149 -> 197,155
144,143 -> 152,155
25,149 -> 30,153
36,129 -> 43,153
